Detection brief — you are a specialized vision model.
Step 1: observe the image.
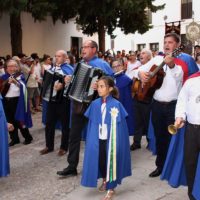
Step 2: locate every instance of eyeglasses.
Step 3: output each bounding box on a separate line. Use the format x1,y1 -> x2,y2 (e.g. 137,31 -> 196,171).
81,46 -> 94,49
112,64 -> 121,68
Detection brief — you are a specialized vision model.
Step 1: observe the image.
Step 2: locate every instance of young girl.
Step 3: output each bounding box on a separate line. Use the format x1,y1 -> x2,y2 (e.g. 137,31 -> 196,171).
81,76 -> 132,200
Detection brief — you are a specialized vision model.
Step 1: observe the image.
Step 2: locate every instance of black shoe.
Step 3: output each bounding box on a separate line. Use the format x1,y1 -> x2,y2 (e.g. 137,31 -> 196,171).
57,167 -> 77,177
149,168 -> 162,177
23,138 -> 33,145
130,143 -> 141,151
9,140 -> 20,147
23,140 -> 32,145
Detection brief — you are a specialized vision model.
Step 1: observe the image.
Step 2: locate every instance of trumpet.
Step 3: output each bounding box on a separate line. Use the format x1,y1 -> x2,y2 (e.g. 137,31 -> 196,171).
168,124 -> 179,135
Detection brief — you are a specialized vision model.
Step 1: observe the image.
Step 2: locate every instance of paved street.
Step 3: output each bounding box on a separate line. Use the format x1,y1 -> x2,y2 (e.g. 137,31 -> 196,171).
0,112 -> 188,200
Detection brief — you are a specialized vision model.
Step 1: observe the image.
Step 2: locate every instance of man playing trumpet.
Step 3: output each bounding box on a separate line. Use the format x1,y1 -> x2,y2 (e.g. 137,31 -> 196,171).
174,72 -> 200,200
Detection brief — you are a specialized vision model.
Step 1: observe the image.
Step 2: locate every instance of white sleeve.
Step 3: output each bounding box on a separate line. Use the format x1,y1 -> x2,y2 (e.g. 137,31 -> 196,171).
175,81 -> 188,120
135,60 -> 154,79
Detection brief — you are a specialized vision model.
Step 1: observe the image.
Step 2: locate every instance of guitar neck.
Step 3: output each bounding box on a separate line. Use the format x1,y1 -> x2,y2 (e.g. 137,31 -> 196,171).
150,61 -> 166,77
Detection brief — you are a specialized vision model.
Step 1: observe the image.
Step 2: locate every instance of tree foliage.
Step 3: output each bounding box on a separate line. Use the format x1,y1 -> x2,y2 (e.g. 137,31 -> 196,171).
52,0 -> 165,51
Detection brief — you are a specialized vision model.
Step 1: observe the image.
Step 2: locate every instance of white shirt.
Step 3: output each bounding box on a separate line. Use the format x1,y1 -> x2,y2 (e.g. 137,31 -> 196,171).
5,76 -> 20,97
42,64 -> 51,71
51,66 -> 64,75
153,65 -> 183,102
125,60 -> 141,79
175,76 -> 200,125
135,55 -> 184,102
196,63 -> 200,70
0,68 -> 5,76
99,102 -> 108,140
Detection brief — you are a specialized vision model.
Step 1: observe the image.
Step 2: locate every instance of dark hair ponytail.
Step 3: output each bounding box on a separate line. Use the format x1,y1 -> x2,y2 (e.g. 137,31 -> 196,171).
98,76 -> 119,99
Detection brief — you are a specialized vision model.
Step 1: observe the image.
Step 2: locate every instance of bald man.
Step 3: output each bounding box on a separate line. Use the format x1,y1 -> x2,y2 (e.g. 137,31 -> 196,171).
40,50 -> 74,156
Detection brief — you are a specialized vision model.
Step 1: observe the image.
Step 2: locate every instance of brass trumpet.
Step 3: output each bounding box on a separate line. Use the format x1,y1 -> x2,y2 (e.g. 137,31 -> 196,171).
168,124 -> 179,135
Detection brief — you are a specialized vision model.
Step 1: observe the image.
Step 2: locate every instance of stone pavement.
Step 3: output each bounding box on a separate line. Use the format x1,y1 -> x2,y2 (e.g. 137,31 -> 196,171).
0,112 -> 188,200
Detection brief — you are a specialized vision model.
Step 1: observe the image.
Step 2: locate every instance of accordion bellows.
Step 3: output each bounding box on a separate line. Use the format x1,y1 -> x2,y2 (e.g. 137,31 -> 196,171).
68,63 -> 103,103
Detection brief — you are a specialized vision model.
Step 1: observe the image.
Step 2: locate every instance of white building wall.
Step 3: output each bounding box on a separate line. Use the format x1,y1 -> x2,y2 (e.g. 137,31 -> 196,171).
0,12 -> 98,57
105,0 -> 200,52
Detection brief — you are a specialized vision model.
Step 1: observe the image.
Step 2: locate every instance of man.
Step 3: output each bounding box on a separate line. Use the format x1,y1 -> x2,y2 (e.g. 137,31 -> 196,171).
125,51 -> 141,79
174,72 -> 200,200
129,49 -> 153,150
138,33 -> 198,177
57,40 -> 113,176
194,45 -> 200,60
1,59 -> 33,146
23,56 -> 41,114
40,50 -> 73,156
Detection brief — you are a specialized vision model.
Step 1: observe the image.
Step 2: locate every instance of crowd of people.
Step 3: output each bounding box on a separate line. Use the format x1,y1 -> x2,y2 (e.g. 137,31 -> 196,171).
1,34 -> 200,200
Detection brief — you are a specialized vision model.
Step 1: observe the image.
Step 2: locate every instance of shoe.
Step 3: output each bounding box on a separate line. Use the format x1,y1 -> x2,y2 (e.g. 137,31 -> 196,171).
98,180 -> 106,192
9,140 -> 20,147
149,168 -> 162,177
40,147 -> 53,155
57,149 -> 67,156
130,143 -> 141,151
57,167 -> 77,177
102,190 -> 115,200
23,138 -> 33,145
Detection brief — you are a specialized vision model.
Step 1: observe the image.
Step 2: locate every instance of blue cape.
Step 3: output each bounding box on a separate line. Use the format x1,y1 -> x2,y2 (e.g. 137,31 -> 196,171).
161,127 -> 187,187
177,53 -> 199,77
0,95 -> 10,177
87,56 -> 114,76
161,126 -> 200,199
81,96 -> 132,189
1,73 -> 32,128
115,73 -> 135,135
147,113 -> 156,155
60,63 -> 74,75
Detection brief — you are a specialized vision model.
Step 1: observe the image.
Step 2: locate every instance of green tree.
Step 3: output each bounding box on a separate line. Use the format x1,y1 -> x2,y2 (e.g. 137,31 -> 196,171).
0,0 -> 54,55
53,0 -> 165,52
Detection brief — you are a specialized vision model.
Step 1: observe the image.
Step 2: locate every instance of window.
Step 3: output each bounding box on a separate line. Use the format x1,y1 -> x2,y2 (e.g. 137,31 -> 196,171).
181,0 -> 192,19
137,44 -> 146,51
150,43 -> 159,51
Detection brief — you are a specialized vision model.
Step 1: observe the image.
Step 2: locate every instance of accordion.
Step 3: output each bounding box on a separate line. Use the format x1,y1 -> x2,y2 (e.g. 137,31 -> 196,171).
65,62 -> 104,103
41,69 -> 64,103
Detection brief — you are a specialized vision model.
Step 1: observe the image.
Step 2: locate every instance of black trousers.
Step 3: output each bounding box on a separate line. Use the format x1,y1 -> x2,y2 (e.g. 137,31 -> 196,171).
3,97 -> 32,143
67,102 -> 88,170
133,100 -> 151,145
152,100 -> 176,170
99,139 -> 107,178
45,98 -> 70,151
184,123 -> 200,200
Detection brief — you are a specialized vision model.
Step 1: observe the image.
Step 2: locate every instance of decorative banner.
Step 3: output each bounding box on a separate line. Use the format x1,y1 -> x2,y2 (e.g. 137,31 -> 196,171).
106,107 -> 119,183
186,21 -> 200,44
165,21 -> 181,35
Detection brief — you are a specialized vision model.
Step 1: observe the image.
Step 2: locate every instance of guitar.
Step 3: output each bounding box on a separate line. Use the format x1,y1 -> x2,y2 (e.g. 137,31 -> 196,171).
132,45 -> 184,103
0,71 -> 22,96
